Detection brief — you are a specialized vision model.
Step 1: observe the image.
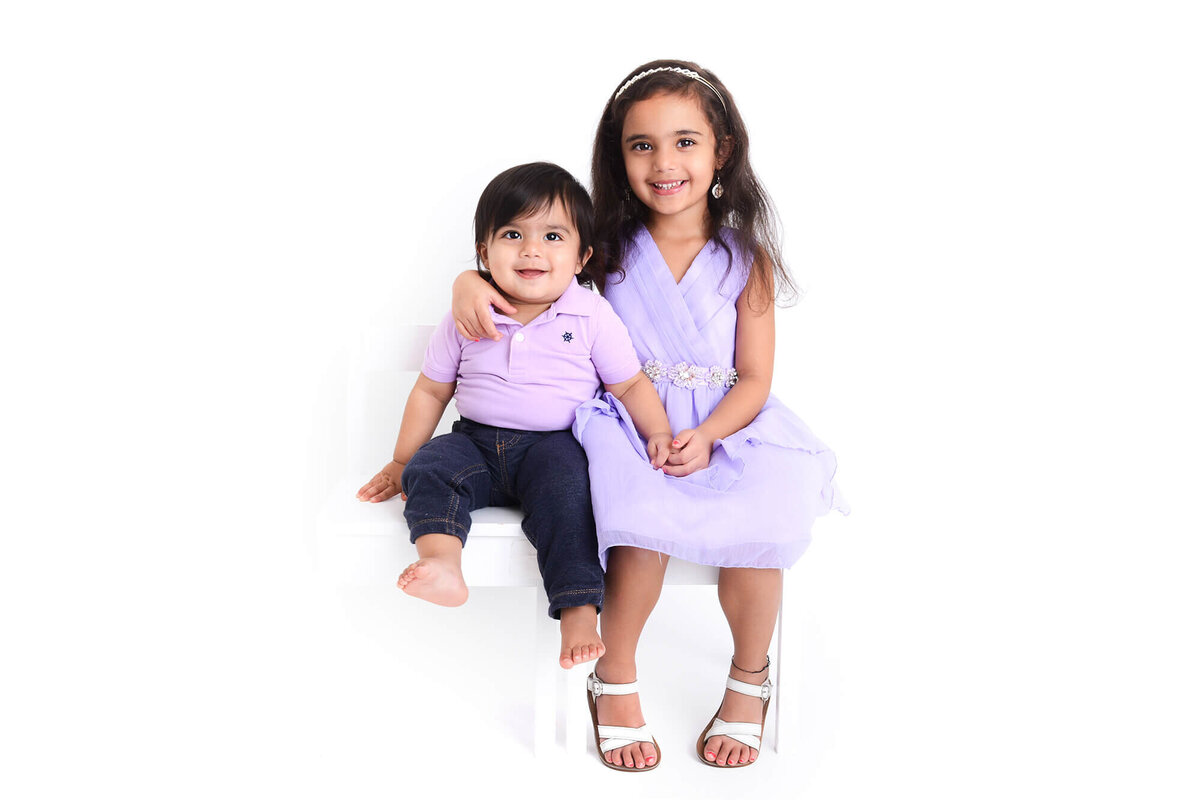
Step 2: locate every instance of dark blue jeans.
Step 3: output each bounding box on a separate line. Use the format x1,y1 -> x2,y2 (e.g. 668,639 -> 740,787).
401,417 -> 603,619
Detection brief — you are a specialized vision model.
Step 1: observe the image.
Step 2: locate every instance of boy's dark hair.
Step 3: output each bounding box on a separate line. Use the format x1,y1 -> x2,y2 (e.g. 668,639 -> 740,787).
474,162 -> 595,284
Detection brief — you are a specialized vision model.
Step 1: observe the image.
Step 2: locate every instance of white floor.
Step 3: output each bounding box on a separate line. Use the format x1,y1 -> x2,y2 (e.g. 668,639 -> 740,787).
195,500 -> 1194,800
283,559 -> 844,800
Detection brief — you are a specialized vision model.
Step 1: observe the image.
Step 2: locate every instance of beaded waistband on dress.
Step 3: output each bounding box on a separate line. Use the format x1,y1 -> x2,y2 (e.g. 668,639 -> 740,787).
642,359 -> 738,390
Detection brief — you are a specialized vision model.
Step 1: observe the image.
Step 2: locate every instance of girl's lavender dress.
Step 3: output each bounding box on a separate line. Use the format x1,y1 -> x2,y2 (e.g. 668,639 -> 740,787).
573,225 -> 848,570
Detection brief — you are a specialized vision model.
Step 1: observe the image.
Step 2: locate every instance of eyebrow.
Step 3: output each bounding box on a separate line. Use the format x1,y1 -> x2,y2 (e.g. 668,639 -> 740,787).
623,129 -> 705,143
502,221 -> 571,233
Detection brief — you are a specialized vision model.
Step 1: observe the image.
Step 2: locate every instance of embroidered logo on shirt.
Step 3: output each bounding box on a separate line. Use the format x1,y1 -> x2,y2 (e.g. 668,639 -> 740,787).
561,331 -> 574,343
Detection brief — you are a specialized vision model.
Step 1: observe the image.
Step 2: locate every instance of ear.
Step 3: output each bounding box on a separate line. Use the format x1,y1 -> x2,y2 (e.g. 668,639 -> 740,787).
476,242 -> 489,269
716,136 -> 735,169
577,246 -> 593,273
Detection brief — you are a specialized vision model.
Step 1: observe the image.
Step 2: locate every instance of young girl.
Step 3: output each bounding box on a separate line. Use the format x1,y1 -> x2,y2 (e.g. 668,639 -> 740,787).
453,62 -> 846,771
357,162 -> 673,671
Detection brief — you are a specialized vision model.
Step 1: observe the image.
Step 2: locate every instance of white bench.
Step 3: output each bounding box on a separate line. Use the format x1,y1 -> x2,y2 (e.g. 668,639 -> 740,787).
316,323 -> 784,757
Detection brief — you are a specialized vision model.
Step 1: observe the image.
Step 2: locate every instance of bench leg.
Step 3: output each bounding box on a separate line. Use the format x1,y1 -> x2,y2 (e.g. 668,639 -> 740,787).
773,597 -> 783,753
533,587 -> 558,757
564,661 -> 588,756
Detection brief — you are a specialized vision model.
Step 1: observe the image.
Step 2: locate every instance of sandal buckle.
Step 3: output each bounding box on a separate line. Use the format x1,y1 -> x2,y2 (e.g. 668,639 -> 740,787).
589,675 -> 604,698
760,679 -> 773,701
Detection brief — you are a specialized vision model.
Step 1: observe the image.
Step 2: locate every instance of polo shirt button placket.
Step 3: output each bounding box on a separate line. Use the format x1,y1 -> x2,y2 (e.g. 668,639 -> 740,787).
510,330 -> 526,373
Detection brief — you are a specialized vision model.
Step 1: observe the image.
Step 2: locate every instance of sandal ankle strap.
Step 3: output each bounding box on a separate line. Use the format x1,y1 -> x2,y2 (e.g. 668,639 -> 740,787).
588,672 -> 640,699
726,675 -> 772,701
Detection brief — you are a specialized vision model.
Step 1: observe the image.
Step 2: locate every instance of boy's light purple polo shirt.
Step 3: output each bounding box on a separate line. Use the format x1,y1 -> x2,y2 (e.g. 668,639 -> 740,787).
422,280 -> 642,431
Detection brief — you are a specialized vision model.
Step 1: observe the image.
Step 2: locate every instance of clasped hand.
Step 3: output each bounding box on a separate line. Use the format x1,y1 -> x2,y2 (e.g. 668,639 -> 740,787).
661,428 -> 714,477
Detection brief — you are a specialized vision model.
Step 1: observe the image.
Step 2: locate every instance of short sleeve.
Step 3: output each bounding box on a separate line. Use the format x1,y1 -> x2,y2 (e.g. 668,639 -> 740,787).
589,297 -> 642,385
420,312 -> 463,383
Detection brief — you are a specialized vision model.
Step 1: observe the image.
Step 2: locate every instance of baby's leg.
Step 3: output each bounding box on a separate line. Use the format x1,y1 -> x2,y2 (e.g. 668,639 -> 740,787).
399,432 -> 491,607
514,431 -> 606,669
558,604 -> 603,670
397,533 -> 468,607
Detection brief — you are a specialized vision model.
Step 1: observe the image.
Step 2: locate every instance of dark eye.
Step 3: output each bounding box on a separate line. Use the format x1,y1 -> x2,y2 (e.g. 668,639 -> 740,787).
500,230 -> 521,240
632,141 -> 651,151
678,138 -> 696,148
545,232 -> 563,242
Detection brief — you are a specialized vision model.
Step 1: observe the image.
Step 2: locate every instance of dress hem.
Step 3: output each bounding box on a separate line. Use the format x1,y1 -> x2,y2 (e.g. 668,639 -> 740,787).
598,530 -> 811,572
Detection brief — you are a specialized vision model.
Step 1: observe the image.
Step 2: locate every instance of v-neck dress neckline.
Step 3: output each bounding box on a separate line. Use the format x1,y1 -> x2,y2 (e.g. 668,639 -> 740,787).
639,224 -> 713,293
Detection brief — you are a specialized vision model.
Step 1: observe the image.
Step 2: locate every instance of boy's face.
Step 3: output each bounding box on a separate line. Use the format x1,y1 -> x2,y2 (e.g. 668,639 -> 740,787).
477,201 -> 592,309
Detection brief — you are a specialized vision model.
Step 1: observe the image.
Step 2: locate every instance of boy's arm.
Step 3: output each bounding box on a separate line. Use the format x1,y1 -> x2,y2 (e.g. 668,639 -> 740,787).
356,373 -> 456,503
604,372 -> 673,470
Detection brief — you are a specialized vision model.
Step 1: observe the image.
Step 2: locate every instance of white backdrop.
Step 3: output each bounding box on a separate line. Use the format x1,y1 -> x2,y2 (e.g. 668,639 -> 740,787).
3,1 -> 1198,798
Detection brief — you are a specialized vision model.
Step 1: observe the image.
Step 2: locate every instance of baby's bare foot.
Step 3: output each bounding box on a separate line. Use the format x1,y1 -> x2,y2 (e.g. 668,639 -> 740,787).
558,606 -> 605,669
396,558 -> 468,607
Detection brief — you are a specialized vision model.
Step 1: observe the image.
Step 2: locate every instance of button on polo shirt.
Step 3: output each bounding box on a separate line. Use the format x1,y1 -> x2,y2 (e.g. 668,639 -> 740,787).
421,281 -> 642,431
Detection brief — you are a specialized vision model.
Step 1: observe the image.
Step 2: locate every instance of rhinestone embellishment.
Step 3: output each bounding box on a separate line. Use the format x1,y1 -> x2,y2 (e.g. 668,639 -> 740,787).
642,359 -> 738,390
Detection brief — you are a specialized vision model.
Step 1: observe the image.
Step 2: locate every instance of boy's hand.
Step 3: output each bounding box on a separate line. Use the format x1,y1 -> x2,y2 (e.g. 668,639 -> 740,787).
662,428 -> 714,477
356,460 -> 407,503
645,432 -> 673,470
452,272 -> 518,342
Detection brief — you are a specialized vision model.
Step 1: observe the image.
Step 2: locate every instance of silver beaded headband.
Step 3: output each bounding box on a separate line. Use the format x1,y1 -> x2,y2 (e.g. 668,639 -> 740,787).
612,66 -> 728,115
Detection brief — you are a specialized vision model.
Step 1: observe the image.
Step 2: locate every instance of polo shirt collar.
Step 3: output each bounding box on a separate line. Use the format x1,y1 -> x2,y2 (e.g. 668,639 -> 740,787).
488,279 -> 595,326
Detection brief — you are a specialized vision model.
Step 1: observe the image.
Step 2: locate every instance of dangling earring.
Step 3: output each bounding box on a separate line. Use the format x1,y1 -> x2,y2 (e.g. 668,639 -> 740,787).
711,171 -> 724,199
624,185 -> 632,202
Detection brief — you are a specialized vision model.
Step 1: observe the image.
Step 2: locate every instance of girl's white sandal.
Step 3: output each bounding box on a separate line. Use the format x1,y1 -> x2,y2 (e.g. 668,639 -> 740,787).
696,672 -> 773,768
586,672 -> 661,772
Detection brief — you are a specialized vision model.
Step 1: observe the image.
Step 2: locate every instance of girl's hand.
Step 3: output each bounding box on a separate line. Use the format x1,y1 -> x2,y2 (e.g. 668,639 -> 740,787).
452,271 -> 518,342
356,460 -> 407,503
645,432 -> 673,470
662,428 -> 714,477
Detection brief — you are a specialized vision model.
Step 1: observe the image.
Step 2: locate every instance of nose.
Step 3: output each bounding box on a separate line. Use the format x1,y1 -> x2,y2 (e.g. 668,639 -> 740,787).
652,149 -> 677,173
520,237 -> 542,258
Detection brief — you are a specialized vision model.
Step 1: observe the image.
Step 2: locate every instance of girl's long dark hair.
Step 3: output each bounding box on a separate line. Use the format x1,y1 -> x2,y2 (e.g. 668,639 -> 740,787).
589,59 -> 797,308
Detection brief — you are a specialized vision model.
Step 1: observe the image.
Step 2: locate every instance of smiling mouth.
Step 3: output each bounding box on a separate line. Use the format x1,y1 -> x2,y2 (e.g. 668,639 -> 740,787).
515,269 -> 547,278
650,180 -> 687,195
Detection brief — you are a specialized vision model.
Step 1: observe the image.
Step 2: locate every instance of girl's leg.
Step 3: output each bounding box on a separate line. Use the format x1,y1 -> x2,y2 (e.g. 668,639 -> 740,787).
593,546 -> 669,769
704,566 -> 783,766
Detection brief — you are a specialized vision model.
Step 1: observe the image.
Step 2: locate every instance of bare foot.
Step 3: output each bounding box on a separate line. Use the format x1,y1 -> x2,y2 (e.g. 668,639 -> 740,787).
558,606 -> 605,669
396,558 -> 468,607
593,665 -> 658,770
703,667 -> 769,766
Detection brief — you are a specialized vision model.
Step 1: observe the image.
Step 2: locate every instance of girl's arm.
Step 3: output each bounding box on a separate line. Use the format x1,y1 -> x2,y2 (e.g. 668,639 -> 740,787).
663,269 -> 775,478
356,373 -> 457,502
604,372 -> 673,469
451,270 -> 518,342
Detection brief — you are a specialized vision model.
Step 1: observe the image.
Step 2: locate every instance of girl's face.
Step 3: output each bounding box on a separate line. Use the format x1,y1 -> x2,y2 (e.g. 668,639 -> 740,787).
476,201 -> 592,309
621,91 -> 725,227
